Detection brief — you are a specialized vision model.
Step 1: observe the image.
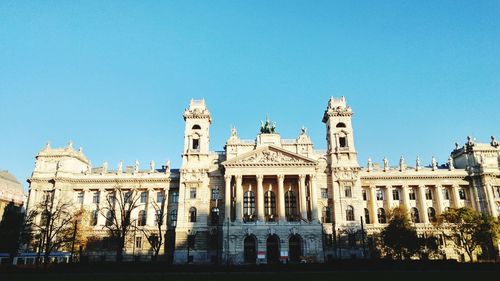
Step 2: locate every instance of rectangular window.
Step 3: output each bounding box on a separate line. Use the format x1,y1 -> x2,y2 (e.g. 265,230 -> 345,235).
76,191 -> 84,204
211,188 -> 219,201
321,188 -> 328,199
459,188 -> 466,200
92,191 -> 100,204
495,186 -> 500,198
443,189 -> 450,200
171,191 -> 179,203
392,189 -> 400,201
376,189 -> 384,201
157,191 -> 164,203
409,189 -> 416,200
135,237 -> 142,249
140,191 -> 147,203
124,191 -> 131,203
344,186 -> 352,198
190,187 -> 197,199
425,189 -> 433,200
362,190 -> 367,201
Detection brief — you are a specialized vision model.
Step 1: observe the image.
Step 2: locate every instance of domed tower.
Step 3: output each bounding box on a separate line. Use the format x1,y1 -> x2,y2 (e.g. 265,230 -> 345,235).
322,97 -> 363,226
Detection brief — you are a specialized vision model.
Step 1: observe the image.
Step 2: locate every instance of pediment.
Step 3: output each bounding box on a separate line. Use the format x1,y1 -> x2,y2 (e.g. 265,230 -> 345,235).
223,145 -> 317,167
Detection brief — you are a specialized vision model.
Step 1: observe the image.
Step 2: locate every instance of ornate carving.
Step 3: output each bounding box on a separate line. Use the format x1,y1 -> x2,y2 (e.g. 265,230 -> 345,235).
240,150 -> 304,164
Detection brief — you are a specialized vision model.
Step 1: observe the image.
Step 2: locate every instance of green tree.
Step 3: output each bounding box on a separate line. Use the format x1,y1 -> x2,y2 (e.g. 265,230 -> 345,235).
439,207 -> 499,262
380,207 -> 420,260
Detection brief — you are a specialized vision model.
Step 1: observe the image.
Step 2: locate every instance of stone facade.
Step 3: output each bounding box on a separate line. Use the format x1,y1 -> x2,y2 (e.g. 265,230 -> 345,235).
0,170 -> 25,220
27,97 -> 500,263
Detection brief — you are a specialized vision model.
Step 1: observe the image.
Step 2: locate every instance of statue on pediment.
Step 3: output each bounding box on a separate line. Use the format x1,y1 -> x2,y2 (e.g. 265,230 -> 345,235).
260,116 -> 276,134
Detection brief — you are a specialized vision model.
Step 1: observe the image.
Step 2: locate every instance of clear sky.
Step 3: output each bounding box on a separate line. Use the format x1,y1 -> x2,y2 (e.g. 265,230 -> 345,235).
1,1 -> 499,191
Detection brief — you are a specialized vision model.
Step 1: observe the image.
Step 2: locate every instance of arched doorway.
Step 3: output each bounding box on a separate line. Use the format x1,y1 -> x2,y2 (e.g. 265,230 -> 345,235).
266,234 -> 280,264
243,236 -> 257,264
288,234 -> 302,263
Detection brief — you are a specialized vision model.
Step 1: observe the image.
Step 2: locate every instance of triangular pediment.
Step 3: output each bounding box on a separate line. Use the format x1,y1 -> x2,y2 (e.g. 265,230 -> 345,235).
222,145 -> 317,167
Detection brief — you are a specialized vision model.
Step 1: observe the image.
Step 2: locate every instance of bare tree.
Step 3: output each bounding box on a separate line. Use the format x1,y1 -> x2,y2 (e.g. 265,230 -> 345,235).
29,191 -> 79,264
140,190 -> 167,262
99,186 -> 141,262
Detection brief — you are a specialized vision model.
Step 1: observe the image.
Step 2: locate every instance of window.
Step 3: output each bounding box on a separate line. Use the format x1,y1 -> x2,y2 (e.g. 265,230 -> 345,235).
192,138 -> 200,150
364,208 -> 370,224
376,189 -> 384,201
285,191 -> 297,221
76,191 -> 84,204
140,191 -> 147,203
495,186 -> 500,198
425,189 -> 433,200
138,210 -> 146,226
377,208 -> 387,223
211,188 -> 220,200
124,191 -> 132,204
321,188 -> 328,199
243,191 -> 256,221
459,188 -> 466,200
339,137 -> 347,148
442,189 -> 450,200
106,210 -> 114,226
323,206 -> 331,223
107,192 -> 115,204
336,122 -> 346,128
190,188 -> 197,199
409,189 -> 416,200
171,191 -> 179,203
170,209 -> 177,227
157,191 -> 164,203
264,191 -> 276,221
411,207 -> 420,223
428,207 -> 437,222
344,186 -> 352,198
346,205 -> 355,221
362,190 -> 367,201
390,189 -> 398,201
92,191 -> 100,204
91,210 -> 98,226
211,207 -> 219,225
189,207 -> 197,223
135,237 -> 142,249
42,191 -> 53,204
192,124 -> 201,130
154,209 -> 163,225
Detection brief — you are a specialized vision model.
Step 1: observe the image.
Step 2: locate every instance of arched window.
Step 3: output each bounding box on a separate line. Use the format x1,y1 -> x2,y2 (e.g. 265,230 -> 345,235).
211,207 -> 219,225
427,207 -> 437,222
189,207 -> 197,223
285,190 -> 297,221
411,207 -> 420,223
192,124 -> 201,130
377,208 -> 386,223
170,209 -> 177,226
243,191 -> 256,221
336,122 -> 346,128
264,191 -> 276,221
364,208 -> 370,224
323,206 -> 331,223
346,205 -> 355,221
105,210 -> 114,226
138,210 -> 147,226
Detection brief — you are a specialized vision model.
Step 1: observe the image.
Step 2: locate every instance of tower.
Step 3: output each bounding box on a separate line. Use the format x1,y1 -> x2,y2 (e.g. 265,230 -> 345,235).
174,99 -> 212,263
322,96 -> 363,227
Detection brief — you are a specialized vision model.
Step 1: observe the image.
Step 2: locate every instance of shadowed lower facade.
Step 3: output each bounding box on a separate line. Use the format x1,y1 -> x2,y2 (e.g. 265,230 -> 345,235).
26,97 -> 500,264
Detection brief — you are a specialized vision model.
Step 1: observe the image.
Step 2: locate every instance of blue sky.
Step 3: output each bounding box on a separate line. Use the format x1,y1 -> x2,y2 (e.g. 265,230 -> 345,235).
1,1 -> 499,191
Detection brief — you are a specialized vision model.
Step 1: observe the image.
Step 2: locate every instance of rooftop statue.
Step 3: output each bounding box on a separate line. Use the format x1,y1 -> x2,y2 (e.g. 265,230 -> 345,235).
260,115 -> 276,134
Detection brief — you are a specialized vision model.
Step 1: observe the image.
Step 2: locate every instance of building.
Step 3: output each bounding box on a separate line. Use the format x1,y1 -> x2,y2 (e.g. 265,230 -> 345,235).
26,97 -> 500,263
0,170 -> 25,221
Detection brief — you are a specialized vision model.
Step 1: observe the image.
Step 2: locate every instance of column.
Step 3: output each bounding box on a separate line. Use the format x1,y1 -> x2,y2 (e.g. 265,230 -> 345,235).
401,185 -> 410,213
224,175 -> 232,222
434,185 -> 444,215
310,175 -> 320,222
235,175 -> 243,222
256,175 -> 264,222
369,186 -> 378,225
27,188 -> 37,212
97,188 -> 105,226
385,185 -> 393,211
278,174 -> 286,222
485,184 -> 498,217
298,174 -> 308,221
418,185 -> 429,224
452,184 -> 461,208
147,188 -> 155,226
